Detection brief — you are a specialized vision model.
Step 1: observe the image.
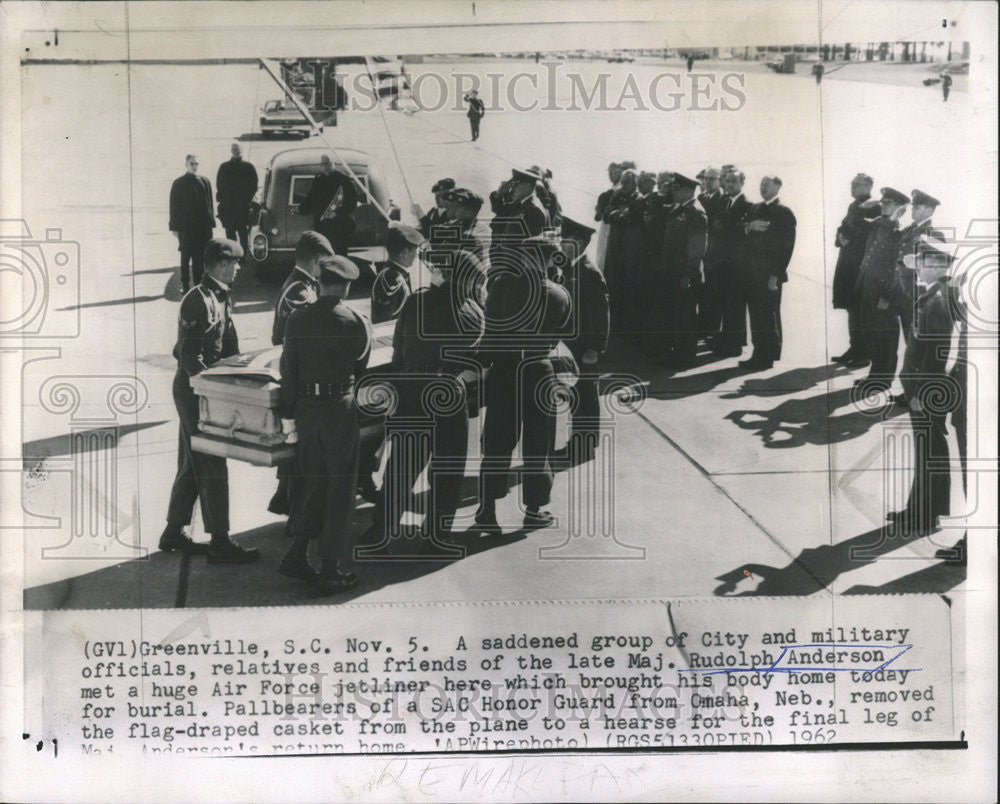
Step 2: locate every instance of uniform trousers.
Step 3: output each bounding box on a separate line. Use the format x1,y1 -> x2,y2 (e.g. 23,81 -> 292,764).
292,395 -> 360,564
904,408 -> 951,526
380,376 -> 469,531
717,263 -> 748,351
481,356 -> 557,508
745,279 -> 783,363
698,257 -> 724,335
860,296 -> 900,380
166,369 -> 230,534
178,231 -> 211,290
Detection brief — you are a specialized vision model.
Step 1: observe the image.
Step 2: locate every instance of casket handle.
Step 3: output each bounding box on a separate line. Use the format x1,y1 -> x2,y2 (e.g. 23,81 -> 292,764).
226,409 -> 245,439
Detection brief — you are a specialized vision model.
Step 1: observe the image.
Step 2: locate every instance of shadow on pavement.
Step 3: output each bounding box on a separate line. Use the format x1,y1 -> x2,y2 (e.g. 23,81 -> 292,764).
713,526 -> 966,596
721,363 -> 855,399
22,421 -> 168,466
725,386 -> 907,448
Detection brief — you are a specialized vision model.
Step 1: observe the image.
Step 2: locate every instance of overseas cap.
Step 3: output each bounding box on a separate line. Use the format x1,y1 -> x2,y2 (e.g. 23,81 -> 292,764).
387,221 -> 425,246
319,254 -> 360,281
431,177 -> 456,194
444,187 -> 485,211
204,237 -> 243,262
295,230 -> 336,261
880,187 -> 910,205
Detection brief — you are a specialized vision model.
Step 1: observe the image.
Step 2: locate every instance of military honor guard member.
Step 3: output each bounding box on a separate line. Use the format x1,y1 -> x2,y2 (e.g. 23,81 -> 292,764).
267,231 -> 335,517
374,249 -> 486,543
215,142 -> 258,254
279,255 -> 372,594
831,173 -> 881,367
489,167 -> 551,284
657,173 -> 708,368
371,222 -> 426,325
293,153 -> 359,256
558,217 -> 610,460
853,186 -> 909,390
169,154 -> 216,293
713,168 -> 753,357
887,237 -> 962,536
476,232 -> 573,534
737,176 -> 797,371
160,238 -> 260,562
417,177 -> 456,238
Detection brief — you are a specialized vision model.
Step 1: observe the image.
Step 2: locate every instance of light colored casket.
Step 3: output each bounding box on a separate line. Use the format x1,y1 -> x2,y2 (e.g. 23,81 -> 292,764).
190,324 -> 396,466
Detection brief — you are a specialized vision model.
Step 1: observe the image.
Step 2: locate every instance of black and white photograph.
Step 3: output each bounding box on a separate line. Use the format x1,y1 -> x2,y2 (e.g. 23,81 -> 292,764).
1,1 -> 996,801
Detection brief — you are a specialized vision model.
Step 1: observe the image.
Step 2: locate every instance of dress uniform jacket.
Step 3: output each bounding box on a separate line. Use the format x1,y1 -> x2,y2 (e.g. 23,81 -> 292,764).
428,221 -> 491,306
711,192 -> 754,351
166,275 -> 239,536
370,260 -> 412,324
899,278 -> 960,522
271,266 -> 319,345
480,267 -> 572,509
855,216 -> 902,380
894,219 -> 944,325
831,195 -> 880,309
215,157 -> 258,233
279,297 -> 372,563
381,283 -> 485,531
658,199 -> 708,361
488,193 -> 550,279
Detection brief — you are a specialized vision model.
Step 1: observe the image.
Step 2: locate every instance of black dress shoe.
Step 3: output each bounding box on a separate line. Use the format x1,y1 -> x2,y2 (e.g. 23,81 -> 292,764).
159,526 -> 210,555
523,509 -> 554,529
267,489 -> 290,516
313,573 -> 358,596
935,537 -> 967,565
845,357 -> 871,369
474,507 -> 502,536
207,538 -> 261,564
831,350 -> 853,363
278,558 -> 318,583
738,358 -> 772,371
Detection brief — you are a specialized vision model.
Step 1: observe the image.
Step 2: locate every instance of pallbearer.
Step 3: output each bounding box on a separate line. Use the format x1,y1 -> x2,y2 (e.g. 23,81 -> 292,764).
279,255 -> 372,595
160,238 -> 259,562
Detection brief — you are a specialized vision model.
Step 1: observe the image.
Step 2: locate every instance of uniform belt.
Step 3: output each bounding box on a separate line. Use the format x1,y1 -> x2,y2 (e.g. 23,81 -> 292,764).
299,380 -> 354,398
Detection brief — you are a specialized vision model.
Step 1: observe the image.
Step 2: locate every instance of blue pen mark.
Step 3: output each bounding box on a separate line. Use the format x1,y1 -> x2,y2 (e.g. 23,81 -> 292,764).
679,644 -> 921,677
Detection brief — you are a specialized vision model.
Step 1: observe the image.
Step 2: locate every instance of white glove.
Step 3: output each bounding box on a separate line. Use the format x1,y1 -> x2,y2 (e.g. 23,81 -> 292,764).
281,418 -> 298,444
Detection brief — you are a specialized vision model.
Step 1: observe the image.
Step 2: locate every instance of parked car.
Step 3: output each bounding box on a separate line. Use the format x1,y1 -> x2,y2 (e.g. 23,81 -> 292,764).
259,99 -> 320,139
247,146 -> 396,279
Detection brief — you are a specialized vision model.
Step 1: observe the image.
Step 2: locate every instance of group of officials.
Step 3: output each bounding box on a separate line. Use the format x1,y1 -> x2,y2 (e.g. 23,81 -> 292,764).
595,162 -> 797,371
159,152 -> 967,589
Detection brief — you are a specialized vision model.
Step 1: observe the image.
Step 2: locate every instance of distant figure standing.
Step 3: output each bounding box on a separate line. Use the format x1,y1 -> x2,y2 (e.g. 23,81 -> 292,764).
812,62 -> 825,84
686,55 -> 695,72
464,89 -> 485,141
169,154 -> 215,293
216,143 -> 258,255
941,72 -> 952,102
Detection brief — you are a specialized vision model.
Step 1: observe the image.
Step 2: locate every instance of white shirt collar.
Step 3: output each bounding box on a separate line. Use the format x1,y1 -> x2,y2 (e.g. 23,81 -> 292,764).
763,196 -> 779,205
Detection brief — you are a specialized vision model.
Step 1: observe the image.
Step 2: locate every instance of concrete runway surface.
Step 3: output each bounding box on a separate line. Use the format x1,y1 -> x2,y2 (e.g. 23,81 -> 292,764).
13,57 -> 982,608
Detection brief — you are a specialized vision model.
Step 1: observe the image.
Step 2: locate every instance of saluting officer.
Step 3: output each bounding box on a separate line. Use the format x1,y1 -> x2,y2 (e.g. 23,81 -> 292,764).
853,186 -> 908,390
559,217 -> 610,461
371,222 -> 425,325
267,231 -> 334,518
160,239 -> 260,562
417,177 -> 456,238
658,173 -> 708,369
831,173 -> 881,368
476,232 -> 573,534
489,167 -> 550,285
375,249 -> 486,544
279,255 -> 372,595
